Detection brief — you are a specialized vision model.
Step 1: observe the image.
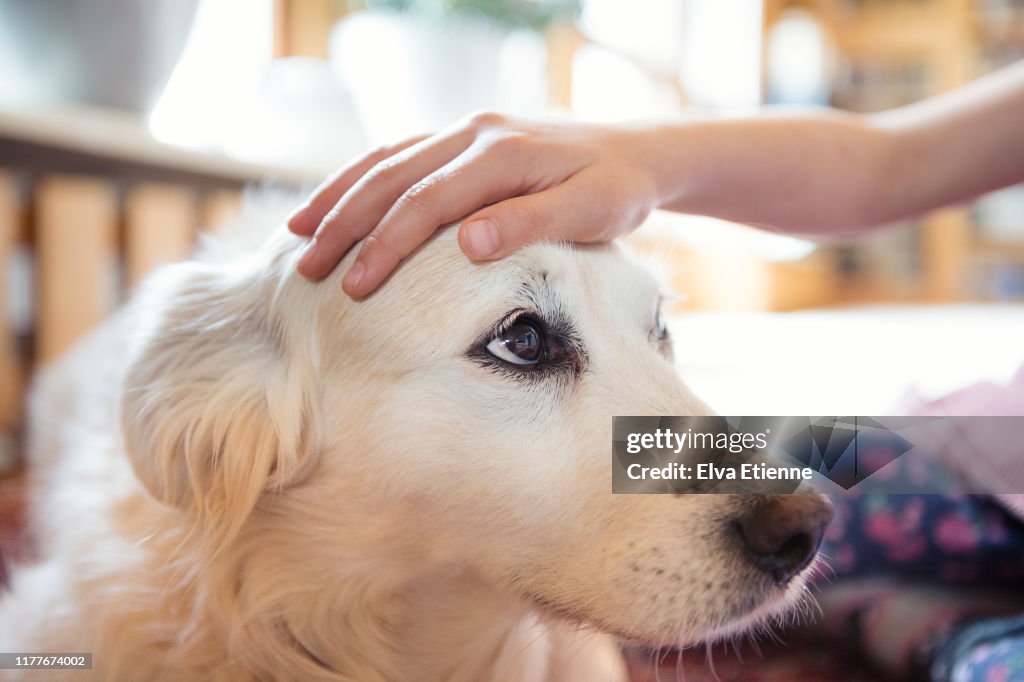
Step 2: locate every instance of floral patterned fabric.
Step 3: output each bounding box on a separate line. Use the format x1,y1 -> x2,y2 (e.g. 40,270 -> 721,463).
815,450 -> 1024,680
933,615 -> 1024,682
812,363 -> 1024,681
825,491 -> 1024,588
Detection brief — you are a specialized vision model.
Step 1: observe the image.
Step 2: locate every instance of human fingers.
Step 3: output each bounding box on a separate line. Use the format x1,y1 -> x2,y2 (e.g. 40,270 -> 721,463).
287,134 -> 429,236
295,128 -> 476,279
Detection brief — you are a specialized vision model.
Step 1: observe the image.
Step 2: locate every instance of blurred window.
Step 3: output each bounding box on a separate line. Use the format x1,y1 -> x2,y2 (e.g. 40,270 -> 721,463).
149,0 -> 274,148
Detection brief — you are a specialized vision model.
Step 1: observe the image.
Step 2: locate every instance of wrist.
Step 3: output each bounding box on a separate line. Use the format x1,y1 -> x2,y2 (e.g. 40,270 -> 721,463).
608,121 -> 701,212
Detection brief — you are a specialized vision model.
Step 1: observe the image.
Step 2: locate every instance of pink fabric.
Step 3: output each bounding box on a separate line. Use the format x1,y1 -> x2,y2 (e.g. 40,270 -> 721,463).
898,362 -> 1024,521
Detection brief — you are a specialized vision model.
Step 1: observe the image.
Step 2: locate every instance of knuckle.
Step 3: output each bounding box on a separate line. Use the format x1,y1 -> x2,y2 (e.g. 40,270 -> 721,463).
319,206 -> 345,232
465,110 -> 506,132
366,145 -> 394,164
398,181 -> 437,214
363,159 -> 400,185
358,233 -> 389,260
486,132 -> 529,156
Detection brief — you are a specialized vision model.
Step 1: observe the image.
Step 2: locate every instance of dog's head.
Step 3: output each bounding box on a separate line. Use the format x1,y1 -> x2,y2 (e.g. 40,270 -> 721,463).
121,224 -> 830,647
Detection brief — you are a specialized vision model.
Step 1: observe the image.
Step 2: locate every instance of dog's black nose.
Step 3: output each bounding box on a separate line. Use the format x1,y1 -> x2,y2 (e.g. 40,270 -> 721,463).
735,495 -> 833,585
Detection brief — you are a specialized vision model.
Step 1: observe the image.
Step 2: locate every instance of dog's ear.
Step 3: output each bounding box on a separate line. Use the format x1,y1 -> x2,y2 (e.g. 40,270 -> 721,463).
121,259 -> 317,543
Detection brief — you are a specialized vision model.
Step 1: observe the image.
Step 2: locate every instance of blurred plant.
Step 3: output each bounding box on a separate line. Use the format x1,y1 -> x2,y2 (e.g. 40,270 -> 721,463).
361,0 -> 579,30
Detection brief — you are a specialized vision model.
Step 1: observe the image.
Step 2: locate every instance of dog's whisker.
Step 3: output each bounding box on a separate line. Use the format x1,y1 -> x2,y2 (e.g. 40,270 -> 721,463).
703,639 -> 719,681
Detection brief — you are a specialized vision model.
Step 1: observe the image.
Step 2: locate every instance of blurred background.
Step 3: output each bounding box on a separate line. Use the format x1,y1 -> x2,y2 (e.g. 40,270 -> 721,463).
1,3 -> 1024,679
0,0 -> 1016,436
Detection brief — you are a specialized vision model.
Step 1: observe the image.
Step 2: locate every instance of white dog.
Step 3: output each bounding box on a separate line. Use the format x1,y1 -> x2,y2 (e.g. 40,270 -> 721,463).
0,218 -> 831,681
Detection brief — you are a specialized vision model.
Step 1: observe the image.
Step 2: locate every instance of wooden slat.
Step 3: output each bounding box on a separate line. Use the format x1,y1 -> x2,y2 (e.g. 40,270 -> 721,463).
923,207 -> 971,301
546,23 -> 586,110
274,0 -> 344,59
124,183 -> 196,287
0,172 -> 20,430
819,0 -> 968,58
273,0 -> 290,59
35,176 -> 118,363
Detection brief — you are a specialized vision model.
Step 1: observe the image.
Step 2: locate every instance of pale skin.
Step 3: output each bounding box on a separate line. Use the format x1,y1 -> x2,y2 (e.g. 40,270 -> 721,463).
289,60 -> 1024,298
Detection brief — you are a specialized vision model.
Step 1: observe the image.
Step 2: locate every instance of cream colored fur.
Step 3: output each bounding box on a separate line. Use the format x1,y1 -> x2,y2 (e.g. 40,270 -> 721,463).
0,218 -> 815,681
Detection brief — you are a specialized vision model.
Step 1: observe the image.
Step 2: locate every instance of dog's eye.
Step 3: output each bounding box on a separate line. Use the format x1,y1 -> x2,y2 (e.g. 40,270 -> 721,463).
654,306 -> 669,341
471,312 -> 579,377
486,319 -> 544,365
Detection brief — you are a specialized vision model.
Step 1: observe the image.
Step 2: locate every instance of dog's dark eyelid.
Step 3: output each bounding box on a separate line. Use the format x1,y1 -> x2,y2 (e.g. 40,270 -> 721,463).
468,310 -> 585,378
545,333 -> 565,358
651,298 -> 670,341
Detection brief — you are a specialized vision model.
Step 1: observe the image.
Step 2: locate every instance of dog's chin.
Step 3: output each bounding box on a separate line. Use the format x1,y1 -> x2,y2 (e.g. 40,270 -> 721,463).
522,568 -> 815,650
676,574 -> 815,648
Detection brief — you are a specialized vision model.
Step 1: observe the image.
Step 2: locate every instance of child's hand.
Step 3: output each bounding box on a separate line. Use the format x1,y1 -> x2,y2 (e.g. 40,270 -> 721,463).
288,112 -> 661,298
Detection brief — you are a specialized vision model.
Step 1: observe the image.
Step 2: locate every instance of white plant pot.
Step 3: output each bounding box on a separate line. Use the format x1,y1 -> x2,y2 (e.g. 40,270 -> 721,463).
330,10 -> 543,144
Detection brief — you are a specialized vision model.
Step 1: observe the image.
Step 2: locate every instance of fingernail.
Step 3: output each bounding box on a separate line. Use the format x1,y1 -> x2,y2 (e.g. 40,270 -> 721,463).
463,219 -> 500,259
298,237 -> 318,270
343,261 -> 366,292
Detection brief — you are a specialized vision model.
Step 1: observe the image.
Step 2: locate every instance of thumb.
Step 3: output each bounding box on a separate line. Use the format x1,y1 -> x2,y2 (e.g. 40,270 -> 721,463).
458,180 -> 607,261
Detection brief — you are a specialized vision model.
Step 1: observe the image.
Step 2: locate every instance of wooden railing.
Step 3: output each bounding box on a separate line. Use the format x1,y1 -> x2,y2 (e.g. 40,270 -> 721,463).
0,101 -> 325,470
0,170 -> 243,464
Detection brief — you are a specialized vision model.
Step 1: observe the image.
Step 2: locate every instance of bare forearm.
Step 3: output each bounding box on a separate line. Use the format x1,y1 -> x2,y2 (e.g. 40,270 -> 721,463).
290,63 -> 1024,295
627,112 -> 892,233
873,60 -> 1024,222
632,61 -> 1024,234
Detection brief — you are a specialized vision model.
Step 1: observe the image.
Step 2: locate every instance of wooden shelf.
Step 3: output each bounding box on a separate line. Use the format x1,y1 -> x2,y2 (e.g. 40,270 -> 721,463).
974,236 -> 1024,261
0,103 -> 329,188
